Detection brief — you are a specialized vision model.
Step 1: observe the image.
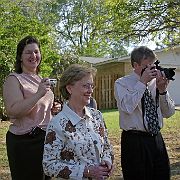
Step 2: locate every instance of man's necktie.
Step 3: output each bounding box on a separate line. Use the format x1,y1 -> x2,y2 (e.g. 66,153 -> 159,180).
143,88 -> 160,135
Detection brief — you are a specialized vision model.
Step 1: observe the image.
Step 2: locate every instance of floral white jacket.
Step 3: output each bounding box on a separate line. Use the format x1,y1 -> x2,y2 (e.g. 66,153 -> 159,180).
43,103 -> 114,179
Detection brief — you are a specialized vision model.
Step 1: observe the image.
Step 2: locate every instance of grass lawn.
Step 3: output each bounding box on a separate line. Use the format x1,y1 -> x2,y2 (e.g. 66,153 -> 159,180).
0,109 -> 180,180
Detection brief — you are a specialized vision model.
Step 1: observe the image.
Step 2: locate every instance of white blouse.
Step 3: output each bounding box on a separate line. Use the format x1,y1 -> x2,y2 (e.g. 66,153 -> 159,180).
43,103 -> 113,179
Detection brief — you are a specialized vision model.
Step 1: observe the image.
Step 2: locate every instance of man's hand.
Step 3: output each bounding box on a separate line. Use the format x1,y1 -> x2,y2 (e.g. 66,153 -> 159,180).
156,70 -> 169,93
140,64 -> 157,85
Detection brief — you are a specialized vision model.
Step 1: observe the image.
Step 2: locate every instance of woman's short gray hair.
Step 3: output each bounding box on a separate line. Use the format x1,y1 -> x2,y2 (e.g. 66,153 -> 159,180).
60,64 -> 97,100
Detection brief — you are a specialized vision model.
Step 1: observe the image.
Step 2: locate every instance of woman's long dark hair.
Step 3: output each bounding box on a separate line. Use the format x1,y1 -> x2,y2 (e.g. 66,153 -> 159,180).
15,36 -> 41,74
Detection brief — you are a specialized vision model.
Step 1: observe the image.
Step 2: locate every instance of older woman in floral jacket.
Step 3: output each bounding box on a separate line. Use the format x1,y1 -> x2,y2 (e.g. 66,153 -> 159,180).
43,64 -> 114,180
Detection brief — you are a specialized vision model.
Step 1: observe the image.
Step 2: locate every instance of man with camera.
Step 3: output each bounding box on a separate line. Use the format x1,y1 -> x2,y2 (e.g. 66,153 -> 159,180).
114,46 -> 175,180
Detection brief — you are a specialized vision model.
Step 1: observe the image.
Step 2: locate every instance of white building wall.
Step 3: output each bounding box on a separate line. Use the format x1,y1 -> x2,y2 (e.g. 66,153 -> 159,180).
156,47 -> 180,66
156,47 -> 180,105
167,70 -> 180,105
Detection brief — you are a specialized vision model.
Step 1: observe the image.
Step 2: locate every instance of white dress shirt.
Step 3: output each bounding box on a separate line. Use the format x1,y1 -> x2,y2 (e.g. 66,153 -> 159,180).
114,71 -> 175,131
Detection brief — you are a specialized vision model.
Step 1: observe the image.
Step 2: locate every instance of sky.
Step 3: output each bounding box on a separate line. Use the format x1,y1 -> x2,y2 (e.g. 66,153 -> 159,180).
127,40 -> 157,54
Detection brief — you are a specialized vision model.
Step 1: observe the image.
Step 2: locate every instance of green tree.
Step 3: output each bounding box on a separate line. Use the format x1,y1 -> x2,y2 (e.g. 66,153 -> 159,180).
51,0 -> 179,56
106,0 -> 180,48
52,0 -> 128,57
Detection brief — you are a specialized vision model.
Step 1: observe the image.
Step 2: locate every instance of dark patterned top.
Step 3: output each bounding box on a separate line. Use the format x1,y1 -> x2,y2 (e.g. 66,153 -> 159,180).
43,103 -> 113,179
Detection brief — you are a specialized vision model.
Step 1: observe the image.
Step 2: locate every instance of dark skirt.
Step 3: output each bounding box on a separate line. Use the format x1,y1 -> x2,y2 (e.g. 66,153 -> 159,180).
6,128 -> 51,180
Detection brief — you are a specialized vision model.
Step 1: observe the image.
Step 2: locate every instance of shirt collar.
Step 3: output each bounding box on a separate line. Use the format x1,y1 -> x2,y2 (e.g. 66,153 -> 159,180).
132,71 -> 141,80
62,103 -> 92,126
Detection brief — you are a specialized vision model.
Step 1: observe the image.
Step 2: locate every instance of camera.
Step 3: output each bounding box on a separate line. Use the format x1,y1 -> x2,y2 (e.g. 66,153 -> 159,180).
154,60 -> 176,80
48,79 -> 57,87
141,60 -> 176,80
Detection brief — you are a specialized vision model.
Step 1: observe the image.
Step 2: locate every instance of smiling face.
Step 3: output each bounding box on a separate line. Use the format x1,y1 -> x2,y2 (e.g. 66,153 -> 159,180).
21,43 -> 41,74
66,74 -> 94,107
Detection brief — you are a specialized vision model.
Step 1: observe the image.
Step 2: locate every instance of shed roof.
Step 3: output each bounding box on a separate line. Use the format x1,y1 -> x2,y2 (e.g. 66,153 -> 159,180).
79,56 -> 115,64
80,45 -> 180,66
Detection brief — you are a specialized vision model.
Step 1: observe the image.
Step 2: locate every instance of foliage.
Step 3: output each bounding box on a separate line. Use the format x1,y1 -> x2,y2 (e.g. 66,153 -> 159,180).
106,0 -> 180,48
50,52 -> 84,79
48,0 -> 180,57
52,0 -> 128,57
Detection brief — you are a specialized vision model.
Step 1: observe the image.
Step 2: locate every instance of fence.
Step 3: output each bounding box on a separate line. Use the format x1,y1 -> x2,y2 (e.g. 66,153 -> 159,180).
93,74 -> 120,109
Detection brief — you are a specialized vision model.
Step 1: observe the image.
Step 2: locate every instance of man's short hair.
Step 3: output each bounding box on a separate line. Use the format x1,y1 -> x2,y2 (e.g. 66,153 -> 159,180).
131,46 -> 156,67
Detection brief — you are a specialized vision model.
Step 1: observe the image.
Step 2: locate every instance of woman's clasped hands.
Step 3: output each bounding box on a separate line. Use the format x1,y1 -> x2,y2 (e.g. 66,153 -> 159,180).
85,160 -> 114,180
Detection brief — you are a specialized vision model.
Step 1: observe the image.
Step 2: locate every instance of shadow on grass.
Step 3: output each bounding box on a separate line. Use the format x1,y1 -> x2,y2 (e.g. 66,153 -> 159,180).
171,161 -> 180,176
